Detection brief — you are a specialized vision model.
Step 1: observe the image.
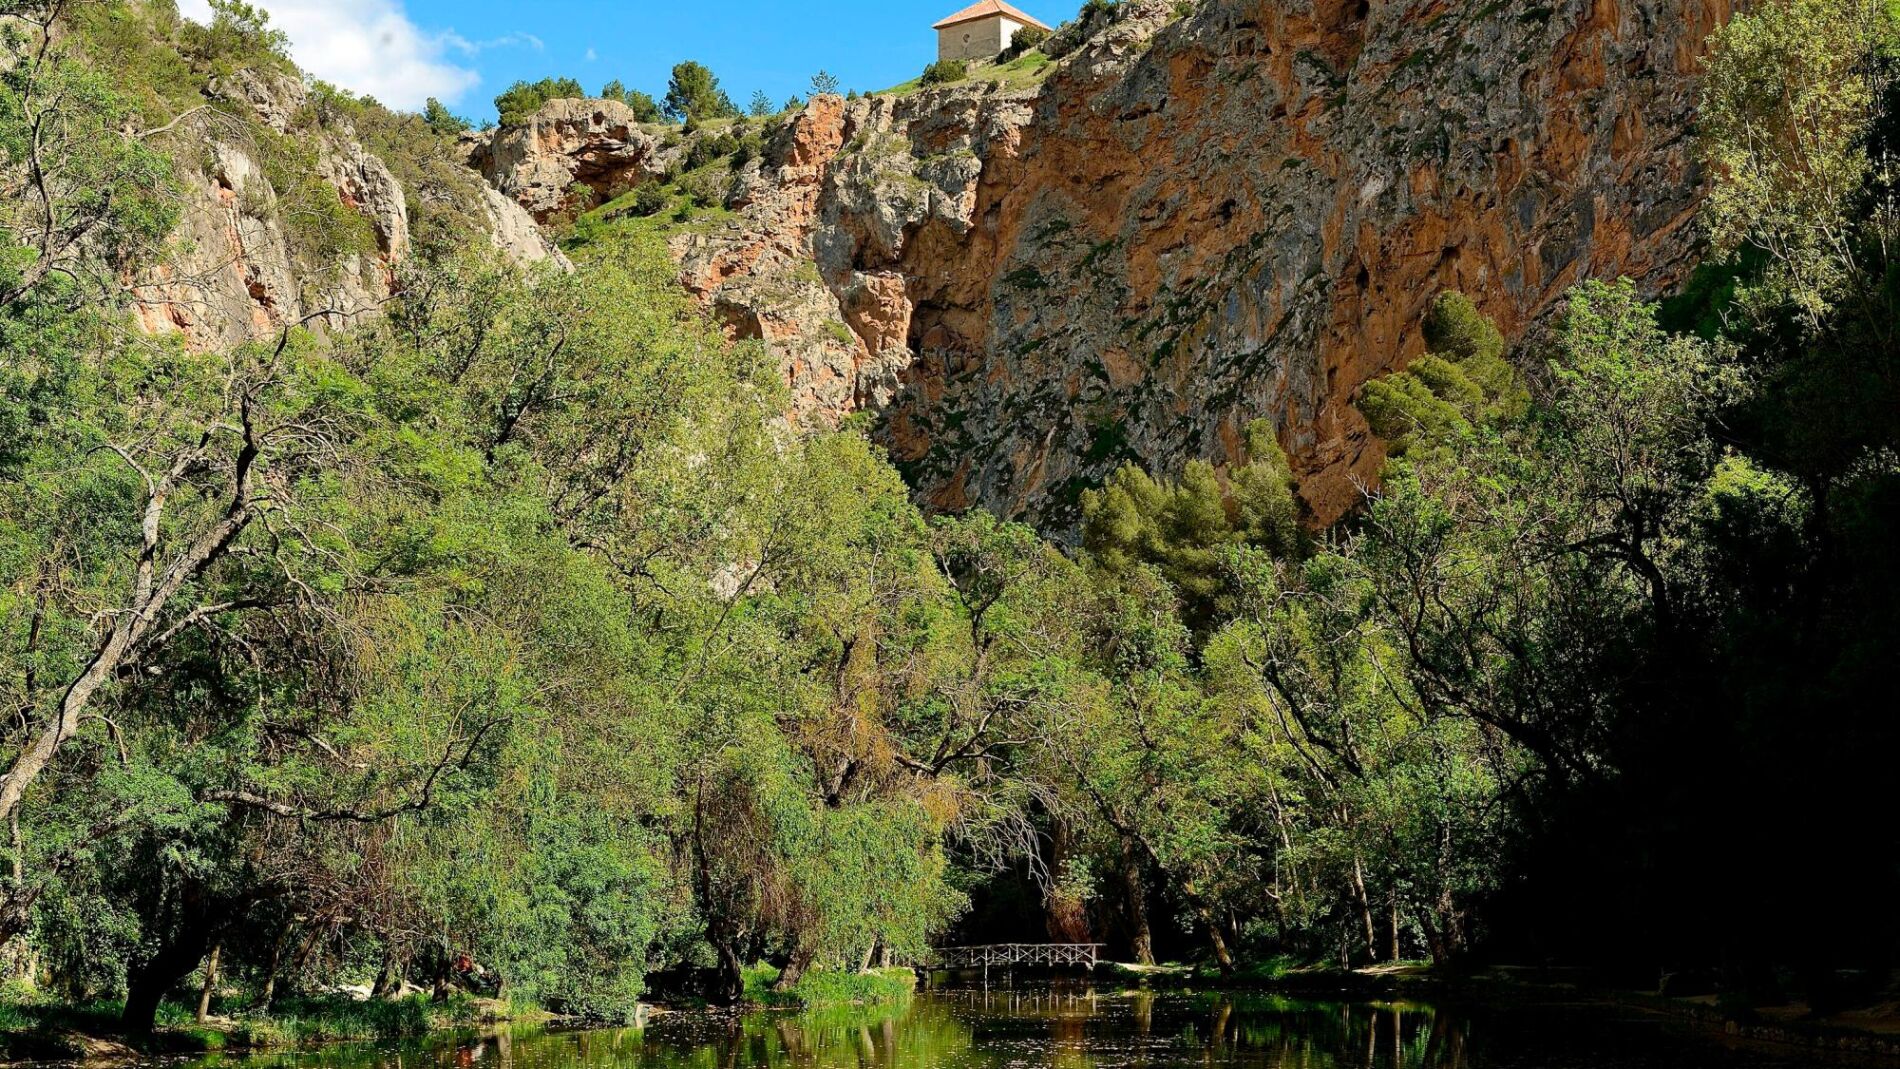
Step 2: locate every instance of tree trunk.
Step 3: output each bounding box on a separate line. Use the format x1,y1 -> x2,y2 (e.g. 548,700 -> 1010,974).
196,942 -> 221,1023
1350,854 -> 1376,967
1416,906 -> 1449,966
1190,896 -> 1234,974
1388,891 -> 1401,963
0,437 -> 260,828
371,949 -> 402,999
1431,818 -> 1464,960
431,951 -> 454,1002
774,946 -> 815,992
1121,836 -> 1155,965
125,926 -> 216,1033
259,922 -> 292,1012
709,935 -> 744,1005
289,923 -> 323,983
1172,875 -> 1233,975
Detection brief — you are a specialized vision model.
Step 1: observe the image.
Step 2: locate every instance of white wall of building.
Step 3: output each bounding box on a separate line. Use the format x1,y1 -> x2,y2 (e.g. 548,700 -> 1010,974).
937,15 -> 1026,63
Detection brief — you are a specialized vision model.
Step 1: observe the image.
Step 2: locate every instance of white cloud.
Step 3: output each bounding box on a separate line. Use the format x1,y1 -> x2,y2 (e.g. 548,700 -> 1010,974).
443,31 -> 546,56
174,0 -> 519,110
584,47 -> 598,63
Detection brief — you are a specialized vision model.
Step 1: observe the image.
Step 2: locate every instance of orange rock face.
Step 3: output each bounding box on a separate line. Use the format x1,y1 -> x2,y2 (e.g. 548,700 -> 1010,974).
669,0 -> 1732,531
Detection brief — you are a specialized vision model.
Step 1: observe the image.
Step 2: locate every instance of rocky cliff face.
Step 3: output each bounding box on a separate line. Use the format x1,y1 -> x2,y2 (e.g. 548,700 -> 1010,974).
461,98 -> 676,223
629,0 -> 1731,529
133,69 -> 563,351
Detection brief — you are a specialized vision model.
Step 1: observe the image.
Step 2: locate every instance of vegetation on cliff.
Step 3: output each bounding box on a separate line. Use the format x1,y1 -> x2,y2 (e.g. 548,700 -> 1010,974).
0,0 -> 1894,1047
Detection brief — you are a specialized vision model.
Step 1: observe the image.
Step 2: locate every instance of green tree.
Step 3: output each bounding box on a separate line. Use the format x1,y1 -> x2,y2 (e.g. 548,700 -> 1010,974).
663,61 -> 737,124
1357,291 -> 1524,458
600,78 -> 662,122
1698,0 -> 1894,323
493,76 -> 585,125
920,58 -> 967,85
0,4 -> 177,307
1083,421 -> 1302,632
421,96 -> 469,135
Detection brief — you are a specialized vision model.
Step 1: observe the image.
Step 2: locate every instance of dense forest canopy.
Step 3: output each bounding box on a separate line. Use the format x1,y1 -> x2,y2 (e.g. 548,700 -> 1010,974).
0,0 -> 1895,1035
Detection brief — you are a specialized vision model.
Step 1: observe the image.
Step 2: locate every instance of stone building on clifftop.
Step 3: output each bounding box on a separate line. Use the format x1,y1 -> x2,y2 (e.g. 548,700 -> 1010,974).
933,0 -> 1052,62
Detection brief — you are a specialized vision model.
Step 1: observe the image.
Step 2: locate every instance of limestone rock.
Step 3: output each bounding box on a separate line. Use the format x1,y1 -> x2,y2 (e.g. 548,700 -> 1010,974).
476,184 -> 569,267
133,67 -> 566,350
462,98 -> 670,222
206,67 -> 305,134
132,140 -> 303,351
317,132 -> 411,263
647,0 -> 1735,532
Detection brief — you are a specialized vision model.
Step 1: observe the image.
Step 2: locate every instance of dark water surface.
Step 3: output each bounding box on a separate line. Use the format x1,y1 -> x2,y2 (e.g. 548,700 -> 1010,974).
184,988 -> 1860,1069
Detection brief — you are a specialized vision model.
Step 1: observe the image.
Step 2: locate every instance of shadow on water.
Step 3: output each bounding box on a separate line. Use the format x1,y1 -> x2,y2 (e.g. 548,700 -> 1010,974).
178,987 -> 1863,1069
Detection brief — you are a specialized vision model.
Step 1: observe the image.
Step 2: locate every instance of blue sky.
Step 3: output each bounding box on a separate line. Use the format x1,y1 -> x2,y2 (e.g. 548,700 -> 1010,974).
174,0 -> 1067,119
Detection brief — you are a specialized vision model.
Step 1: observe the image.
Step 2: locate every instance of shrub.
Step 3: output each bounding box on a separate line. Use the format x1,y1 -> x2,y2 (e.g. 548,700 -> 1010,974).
920,59 -> 968,86
1000,25 -> 1050,61
566,181 -> 601,211
630,181 -> 668,217
495,77 -> 585,125
178,0 -> 293,76
679,167 -> 729,209
601,80 -> 662,122
738,965 -> 915,1008
731,129 -> 767,168
791,968 -> 915,1007
684,128 -> 743,171
264,995 -> 444,1042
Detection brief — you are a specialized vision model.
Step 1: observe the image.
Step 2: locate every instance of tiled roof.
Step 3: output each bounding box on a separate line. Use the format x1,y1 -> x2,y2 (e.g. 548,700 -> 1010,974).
932,0 -> 1053,31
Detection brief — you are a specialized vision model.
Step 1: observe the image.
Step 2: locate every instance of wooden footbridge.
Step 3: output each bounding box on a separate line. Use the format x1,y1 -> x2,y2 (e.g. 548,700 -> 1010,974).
926,943 -> 1104,970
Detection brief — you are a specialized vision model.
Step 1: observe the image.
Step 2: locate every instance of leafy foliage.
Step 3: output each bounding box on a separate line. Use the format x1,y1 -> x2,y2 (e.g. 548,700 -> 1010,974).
494,77 -> 585,126
663,62 -> 738,124
600,79 -> 662,122
920,59 -> 968,86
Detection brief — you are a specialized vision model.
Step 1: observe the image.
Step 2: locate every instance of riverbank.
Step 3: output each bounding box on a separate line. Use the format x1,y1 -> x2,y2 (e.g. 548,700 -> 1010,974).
0,967 -> 918,1064
738,965 -> 916,1009
0,993 -> 528,1063
1090,961 -> 1900,1060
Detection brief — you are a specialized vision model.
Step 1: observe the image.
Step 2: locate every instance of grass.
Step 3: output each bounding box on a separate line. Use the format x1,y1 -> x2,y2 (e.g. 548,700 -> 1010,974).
873,48 -> 1055,97
993,51 -> 1054,89
578,174 -> 738,245
248,993 -> 491,1043
1218,955 -> 1301,982
0,992 -> 503,1058
740,964 -> 917,1008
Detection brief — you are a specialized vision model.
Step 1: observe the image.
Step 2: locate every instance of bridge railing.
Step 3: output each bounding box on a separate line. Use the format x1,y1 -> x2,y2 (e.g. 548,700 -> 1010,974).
924,943 -> 1104,969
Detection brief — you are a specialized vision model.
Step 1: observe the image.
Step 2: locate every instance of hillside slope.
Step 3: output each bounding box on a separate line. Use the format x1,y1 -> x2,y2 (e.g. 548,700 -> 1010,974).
83,5 -> 564,351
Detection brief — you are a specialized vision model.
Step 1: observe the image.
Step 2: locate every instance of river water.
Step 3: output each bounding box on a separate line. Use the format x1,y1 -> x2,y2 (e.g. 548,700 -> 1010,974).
186,988 -> 1853,1069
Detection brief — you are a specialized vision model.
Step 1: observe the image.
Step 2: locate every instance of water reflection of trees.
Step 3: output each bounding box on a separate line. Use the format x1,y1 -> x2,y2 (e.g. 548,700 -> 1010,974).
626,1001 -> 976,1068
1198,997 -> 1470,1069
186,995 -> 1480,1069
